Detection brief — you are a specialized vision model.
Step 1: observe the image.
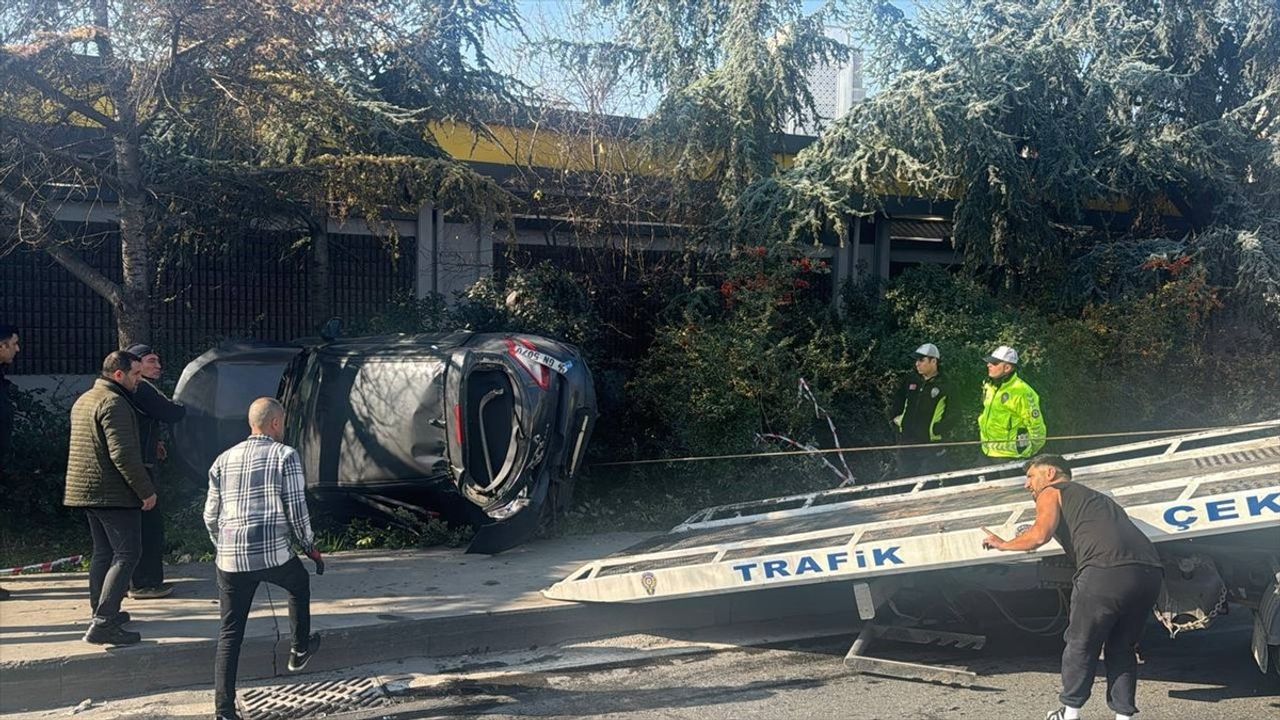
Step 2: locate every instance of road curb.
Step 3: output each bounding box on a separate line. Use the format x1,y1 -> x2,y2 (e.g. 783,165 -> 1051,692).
1,581 -> 855,712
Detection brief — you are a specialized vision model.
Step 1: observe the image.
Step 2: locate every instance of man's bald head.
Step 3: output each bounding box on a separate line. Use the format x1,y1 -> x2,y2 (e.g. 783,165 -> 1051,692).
248,397 -> 286,440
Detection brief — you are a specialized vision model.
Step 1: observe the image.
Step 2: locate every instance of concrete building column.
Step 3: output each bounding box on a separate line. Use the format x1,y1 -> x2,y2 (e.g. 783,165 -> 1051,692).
415,202 -> 440,298
849,215 -> 865,286
433,213 -> 495,301
873,214 -> 891,283
832,215 -> 864,309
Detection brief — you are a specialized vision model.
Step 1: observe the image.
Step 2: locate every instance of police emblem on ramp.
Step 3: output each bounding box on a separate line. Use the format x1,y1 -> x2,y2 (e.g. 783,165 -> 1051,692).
641,572 -> 657,596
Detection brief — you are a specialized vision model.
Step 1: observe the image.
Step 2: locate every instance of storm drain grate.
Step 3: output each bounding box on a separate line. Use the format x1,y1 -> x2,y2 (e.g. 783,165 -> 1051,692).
239,676 -> 392,720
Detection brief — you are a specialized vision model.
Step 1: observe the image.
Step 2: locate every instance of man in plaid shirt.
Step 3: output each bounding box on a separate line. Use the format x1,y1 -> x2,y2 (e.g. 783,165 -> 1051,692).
204,397 -> 323,720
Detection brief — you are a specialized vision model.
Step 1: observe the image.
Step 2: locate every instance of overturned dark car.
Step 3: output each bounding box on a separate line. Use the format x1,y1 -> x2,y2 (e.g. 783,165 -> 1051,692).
171,332 -> 597,554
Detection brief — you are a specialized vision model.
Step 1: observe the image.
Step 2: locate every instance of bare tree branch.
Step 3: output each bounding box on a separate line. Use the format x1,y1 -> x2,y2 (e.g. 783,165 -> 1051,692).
1,124 -> 120,191
2,51 -> 121,132
0,183 -> 124,306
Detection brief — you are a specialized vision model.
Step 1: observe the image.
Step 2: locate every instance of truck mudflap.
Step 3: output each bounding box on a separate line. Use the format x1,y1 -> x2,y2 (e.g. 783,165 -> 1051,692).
1252,571 -> 1280,675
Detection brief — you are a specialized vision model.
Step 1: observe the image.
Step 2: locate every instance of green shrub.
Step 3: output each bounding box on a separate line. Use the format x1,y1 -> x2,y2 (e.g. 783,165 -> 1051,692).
1,387 -> 74,522
358,262 -> 604,365
452,261 -> 603,359
630,245 -> 883,477
870,263 -> 1273,447
625,256 -> 1279,498
350,291 -> 450,335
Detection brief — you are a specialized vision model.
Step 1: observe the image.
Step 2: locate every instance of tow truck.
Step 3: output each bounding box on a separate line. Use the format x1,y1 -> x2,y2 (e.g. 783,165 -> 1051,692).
547,421 -> 1280,685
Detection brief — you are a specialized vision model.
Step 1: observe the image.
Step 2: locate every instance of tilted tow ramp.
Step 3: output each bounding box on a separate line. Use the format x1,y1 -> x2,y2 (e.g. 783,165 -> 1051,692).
548,421 -> 1280,684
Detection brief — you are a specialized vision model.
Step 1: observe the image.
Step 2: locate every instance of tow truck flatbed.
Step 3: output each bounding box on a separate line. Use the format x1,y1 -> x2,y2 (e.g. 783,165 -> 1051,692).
547,422 -> 1280,604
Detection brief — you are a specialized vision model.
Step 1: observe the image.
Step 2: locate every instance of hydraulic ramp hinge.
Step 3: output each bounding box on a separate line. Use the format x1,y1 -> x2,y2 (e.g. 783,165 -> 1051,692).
844,579 -> 987,687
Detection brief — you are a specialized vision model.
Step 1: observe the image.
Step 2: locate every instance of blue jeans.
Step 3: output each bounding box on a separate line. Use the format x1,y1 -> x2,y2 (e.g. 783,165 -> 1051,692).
85,508 -> 142,622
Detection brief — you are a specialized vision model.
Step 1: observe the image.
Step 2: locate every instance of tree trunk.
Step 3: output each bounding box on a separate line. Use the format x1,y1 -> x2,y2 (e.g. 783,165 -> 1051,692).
309,216 -> 332,331
96,0 -> 151,348
113,131 -> 153,348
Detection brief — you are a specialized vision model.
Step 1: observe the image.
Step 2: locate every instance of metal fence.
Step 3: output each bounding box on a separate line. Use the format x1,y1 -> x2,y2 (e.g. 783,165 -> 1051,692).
0,225 -> 414,374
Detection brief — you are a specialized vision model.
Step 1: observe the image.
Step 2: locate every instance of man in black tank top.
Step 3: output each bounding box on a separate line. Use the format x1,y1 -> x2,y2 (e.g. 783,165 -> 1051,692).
981,454 -> 1164,720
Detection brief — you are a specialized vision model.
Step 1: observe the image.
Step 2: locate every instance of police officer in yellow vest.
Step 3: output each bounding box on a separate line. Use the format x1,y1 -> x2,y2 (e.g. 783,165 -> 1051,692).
979,345 -> 1046,459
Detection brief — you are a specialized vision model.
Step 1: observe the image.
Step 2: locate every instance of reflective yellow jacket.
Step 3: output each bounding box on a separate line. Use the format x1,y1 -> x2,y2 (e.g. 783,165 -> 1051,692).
978,373 -> 1046,458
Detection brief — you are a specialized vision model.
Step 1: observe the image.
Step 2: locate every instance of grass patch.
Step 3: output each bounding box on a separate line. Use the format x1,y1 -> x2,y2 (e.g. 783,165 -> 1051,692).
0,520 -> 91,570
315,512 -> 474,551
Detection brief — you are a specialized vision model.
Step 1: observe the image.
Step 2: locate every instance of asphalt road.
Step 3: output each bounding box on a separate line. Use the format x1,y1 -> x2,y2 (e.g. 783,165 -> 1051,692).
345,616 -> 1278,720
15,612 -> 1276,720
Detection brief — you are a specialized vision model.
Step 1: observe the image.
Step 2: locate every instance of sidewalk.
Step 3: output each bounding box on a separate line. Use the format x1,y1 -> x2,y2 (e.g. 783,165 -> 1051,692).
0,532 -> 854,713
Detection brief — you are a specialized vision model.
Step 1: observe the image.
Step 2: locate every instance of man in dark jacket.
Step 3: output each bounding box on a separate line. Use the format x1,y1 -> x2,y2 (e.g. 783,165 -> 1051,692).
0,323 -> 18,470
123,344 -> 185,599
0,323 -> 19,601
64,350 -> 158,645
888,343 -> 955,477
981,454 -> 1163,720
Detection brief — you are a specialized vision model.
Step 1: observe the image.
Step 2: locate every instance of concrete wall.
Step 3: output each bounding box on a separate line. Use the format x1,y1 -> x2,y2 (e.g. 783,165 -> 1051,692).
411,205 -> 497,301
436,220 -> 495,300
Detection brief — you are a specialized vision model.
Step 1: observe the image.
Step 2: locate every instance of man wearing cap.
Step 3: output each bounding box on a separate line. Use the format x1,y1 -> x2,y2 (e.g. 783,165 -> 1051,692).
123,344 -> 185,599
979,345 -> 1046,459
888,343 -> 955,477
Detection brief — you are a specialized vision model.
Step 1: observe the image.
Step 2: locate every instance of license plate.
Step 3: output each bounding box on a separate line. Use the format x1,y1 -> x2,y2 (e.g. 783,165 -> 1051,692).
514,345 -> 572,375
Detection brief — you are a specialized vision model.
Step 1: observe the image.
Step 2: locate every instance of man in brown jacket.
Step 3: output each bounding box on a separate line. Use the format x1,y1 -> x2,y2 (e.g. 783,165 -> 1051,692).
64,350 -> 158,645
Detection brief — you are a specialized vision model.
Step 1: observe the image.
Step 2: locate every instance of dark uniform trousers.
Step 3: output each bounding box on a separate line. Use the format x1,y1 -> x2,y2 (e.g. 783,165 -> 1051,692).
894,446 -> 949,478
131,475 -> 165,589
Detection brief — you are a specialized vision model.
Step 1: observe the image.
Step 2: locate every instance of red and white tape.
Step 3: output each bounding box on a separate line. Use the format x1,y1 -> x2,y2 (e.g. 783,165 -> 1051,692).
0,554 -> 84,576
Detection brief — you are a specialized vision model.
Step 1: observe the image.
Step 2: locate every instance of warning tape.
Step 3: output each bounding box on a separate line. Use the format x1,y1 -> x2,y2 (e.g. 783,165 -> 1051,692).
592,422 -> 1280,468
0,554 -> 85,576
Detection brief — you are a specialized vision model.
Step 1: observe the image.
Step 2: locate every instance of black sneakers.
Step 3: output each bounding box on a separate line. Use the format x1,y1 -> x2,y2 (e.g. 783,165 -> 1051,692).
89,610 -> 131,626
287,633 -> 322,672
129,583 -> 174,599
84,621 -> 142,645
